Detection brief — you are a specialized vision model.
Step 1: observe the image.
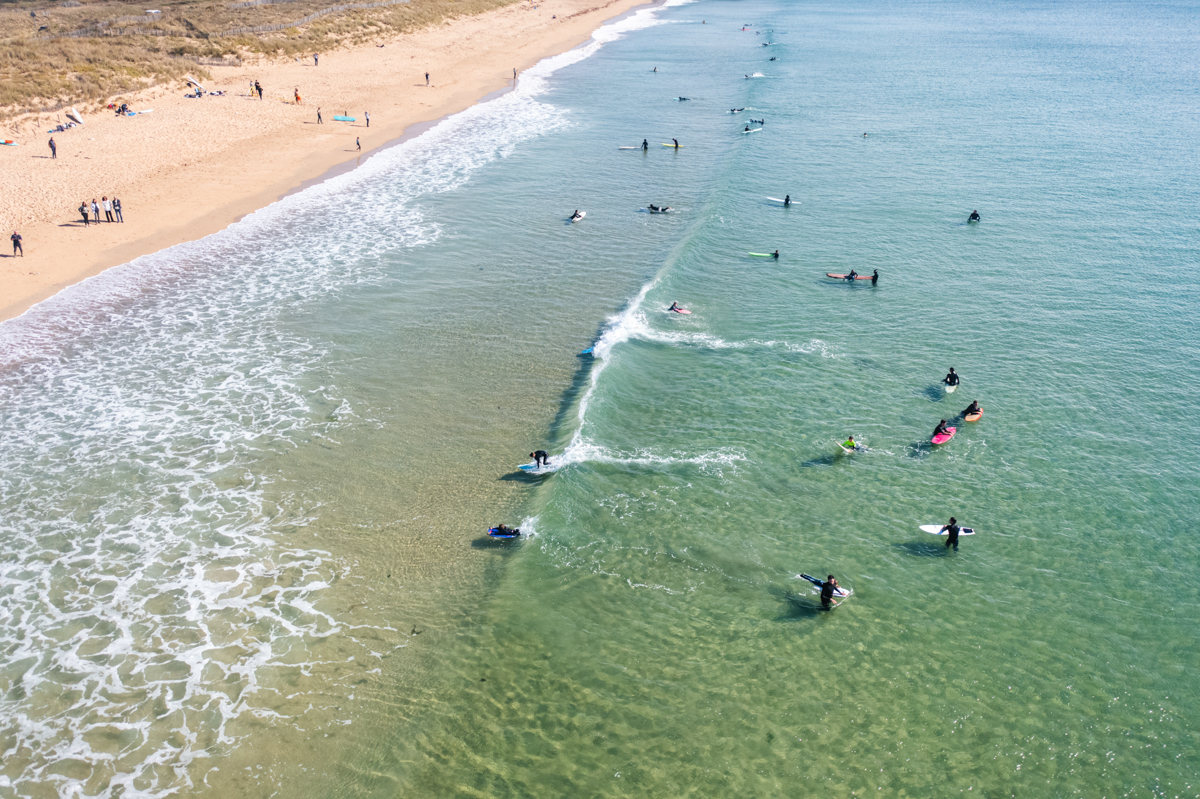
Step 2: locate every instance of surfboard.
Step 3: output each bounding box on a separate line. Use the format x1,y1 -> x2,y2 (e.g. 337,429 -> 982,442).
487,526 -> 521,539
945,383 -> 958,393
570,212 -> 586,222
741,128 -> 763,134
749,252 -> 776,257
669,308 -> 692,314
618,146 -> 642,150
766,197 -> 796,204
580,347 -> 594,355
837,442 -> 865,454
919,524 -> 976,536
799,573 -> 852,599
826,273 -> 871,280
931,426 -> 956,445
519,462 -> 559,474
662,143 -> 683,147
333,115 -> 356,121
964,410 -> 983,422
1,141 -> 17,146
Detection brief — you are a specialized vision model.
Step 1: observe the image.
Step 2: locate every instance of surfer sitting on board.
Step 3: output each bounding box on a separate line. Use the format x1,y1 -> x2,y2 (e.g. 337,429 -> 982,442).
845,269 -> 858,281
820,575 -> 841,609
962,400 -> 981,417
943,368 -> 959,388
939,518 -> 961,551
530,450 -> 551,467
968,209 -> 981,222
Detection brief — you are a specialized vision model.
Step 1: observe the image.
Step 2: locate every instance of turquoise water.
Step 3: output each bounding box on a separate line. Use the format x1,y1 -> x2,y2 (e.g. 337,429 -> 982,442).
2,0 -> 1199,796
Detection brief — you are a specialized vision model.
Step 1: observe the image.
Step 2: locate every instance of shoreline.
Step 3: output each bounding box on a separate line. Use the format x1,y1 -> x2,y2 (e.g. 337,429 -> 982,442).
0,0 -> 653,324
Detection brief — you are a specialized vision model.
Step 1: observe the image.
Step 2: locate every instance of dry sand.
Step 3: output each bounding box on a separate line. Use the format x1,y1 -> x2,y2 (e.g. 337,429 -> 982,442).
0,0 -> 650,322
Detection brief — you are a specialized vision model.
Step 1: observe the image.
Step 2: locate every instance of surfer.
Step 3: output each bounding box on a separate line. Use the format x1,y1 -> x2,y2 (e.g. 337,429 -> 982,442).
668,301 -> 685,312
530,450 -> 551,468
649,204 -> 659,212
10,231 -> 22,257
933,419 -> 950,439
845,269 -> 858,282
570,210 -> 582,221
492,524 -> 518,537
943,368 -> 960,388
672,138 -> 679,148
772,250 -> 780,259
842,436 -> 859,451
962,400 -> 981,417
653,66 -> 657,72
871,269 -> 879,285
820,575 -> 841,609
641,138 -> 649,151
968,209 -> 981,222
939,518 -> 961,551
784,194 -> 790,206
745,125 -> 751,132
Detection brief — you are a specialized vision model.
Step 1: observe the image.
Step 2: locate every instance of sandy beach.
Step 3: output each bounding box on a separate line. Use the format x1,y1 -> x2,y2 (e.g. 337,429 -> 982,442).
0,0 -> 649,322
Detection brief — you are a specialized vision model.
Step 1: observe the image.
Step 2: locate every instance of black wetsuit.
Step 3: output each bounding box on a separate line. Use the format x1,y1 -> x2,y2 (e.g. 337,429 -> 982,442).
963,403 -> 980,416
846,271 -> 858,282
642,140 -> 648,151
944,524 -> 960,551
784,195 -> 791,207
944,373 -> 960,387
871,271 -> 879,285
968,211 -> 981,222
820,581 -> 836,609
533,450 -> 550,467
933,423 -> 950,439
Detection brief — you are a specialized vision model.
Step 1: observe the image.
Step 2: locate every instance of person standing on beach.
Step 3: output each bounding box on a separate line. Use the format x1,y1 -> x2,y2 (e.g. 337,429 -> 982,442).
255,81 -> 263,100
365,111 -> 370,127
294,88 -> 301,104
317,107 -> 323,124
79,201 -> 90,226
49,137 -> 56,159
102,197 -> 114,222
513,67 -> 517,79
113,197 -> 123,222
356,137 -> 361,151
425,72 -> 430,86
313,53 -> 319,66
10,231 -> 22,257
90,199 -> 100,224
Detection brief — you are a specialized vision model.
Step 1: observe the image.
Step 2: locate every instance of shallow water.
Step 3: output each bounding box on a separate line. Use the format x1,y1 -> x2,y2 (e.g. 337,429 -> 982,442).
2,0 -> 1199,796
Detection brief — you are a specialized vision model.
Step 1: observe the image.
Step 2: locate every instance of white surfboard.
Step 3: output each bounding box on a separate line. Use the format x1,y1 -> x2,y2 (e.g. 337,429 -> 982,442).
741,128 -> 763,134
66,107 -> 83,124
519,462 -> 560,474
618,146 -> 642,150
570,212 -> 586,222
920,524 -> 976,536
945,383 -> 957,393
766,197 -> 797,205
837,442 -> 866,454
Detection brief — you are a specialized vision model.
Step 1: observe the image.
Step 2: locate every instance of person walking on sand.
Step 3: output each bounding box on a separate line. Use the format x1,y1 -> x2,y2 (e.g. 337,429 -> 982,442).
425,72 -> 430,86
102,197 -> 114,222
79,201 -> 90,227
317,107 -> 323,124
49,137 -> 56,159
113,197 -> 123,222
11,231 -> 22,257
356,137 -> 361,151
365,110 -> 370,127
90,199 -> 100,224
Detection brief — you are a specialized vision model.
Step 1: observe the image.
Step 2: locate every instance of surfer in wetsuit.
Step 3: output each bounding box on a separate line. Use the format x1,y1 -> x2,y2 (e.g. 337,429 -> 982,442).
968,209 -> 981,222
845,269 -> 858,282
820,575 -> 840,609
943,368 -> 960,388
530,450 -> 550,467
933,419 -> 950,439
672,138 -> 679,148
871,269 -> 879,285
940,517 -> 961,551
772,250 -> 780,259
641,139 -> 649,151
745,125 -> 751,132
842,436 -> 859,451
668,301 -> 682,312
963,400 -> 981,417
570,210 -> 582,221
492,524 -> 518,537
784,194 -> 791,207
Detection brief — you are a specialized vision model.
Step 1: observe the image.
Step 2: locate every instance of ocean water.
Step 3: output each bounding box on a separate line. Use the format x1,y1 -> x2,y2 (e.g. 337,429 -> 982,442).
2,0 -> 1198,796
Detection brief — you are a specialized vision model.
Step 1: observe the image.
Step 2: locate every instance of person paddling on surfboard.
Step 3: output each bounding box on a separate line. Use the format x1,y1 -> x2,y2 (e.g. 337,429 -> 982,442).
842,436 -> 860,451
943,368 -> 960,388
962,400 -> 981,417
530,450 -> 551,468
668,301 -> 685,313
933,419 -> 951,439
968,209 -> 981,222
570,210 -> 583,221
939,518 -> 961,551
820,575 -> 841,609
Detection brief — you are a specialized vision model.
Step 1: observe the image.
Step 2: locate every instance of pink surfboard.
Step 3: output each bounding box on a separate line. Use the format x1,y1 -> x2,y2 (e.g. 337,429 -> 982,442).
931,426 -> 956,445
670,308 -> 692,314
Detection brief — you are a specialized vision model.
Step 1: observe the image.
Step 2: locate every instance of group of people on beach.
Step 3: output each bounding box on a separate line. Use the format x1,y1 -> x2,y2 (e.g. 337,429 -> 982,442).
77,197 -> 124,226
